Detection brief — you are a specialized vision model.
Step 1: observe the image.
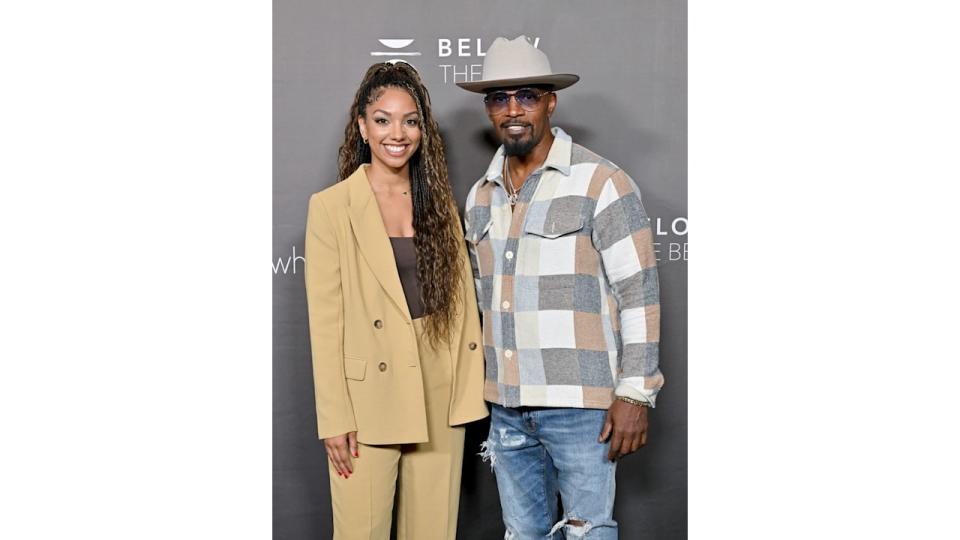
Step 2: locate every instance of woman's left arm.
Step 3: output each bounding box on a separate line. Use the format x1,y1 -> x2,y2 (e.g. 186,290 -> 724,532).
304,193 -> 357,440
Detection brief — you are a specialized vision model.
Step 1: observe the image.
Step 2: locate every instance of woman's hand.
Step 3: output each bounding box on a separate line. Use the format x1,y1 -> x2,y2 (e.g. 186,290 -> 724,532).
324,431 -> 359,478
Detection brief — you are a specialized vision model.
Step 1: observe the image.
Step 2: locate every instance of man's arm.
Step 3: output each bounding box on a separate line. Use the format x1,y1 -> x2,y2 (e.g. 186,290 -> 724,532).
591,168 -> 663,459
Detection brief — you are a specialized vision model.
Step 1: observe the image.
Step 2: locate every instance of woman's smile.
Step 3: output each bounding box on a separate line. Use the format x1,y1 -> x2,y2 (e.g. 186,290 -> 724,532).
383,143 -> 410,156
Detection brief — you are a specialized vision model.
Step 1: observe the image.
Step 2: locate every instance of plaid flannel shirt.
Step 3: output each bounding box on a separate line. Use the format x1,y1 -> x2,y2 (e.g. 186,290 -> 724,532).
464,127 -> 663,409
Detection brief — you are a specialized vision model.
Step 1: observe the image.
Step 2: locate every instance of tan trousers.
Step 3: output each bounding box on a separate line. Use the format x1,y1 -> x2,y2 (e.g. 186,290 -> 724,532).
329,318 -> 466,540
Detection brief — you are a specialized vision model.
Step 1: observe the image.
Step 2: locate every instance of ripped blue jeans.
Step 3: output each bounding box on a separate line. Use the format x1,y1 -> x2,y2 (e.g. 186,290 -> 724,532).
481,404 -> 618,539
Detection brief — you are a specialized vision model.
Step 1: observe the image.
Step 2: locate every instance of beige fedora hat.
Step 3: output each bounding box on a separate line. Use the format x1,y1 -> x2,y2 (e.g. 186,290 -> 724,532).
456,35 -> 579,93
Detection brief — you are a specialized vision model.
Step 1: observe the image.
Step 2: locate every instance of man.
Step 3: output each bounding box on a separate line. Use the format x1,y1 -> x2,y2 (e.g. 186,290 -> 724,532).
457,36 -> 663,539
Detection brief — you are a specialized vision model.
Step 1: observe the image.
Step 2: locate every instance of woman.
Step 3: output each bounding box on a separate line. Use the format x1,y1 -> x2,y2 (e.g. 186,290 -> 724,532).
304,62 -> 487,540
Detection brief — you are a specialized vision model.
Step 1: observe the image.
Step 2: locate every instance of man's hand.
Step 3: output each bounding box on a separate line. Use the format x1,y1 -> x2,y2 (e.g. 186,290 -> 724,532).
599,399 -> 649,461
324,431 -> 359,478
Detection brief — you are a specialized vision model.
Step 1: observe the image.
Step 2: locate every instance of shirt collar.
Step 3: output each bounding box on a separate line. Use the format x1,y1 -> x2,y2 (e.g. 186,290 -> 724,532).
483,127 -> 573,186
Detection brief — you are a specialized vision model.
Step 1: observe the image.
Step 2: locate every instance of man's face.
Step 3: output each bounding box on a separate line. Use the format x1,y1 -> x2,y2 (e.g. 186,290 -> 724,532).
484,85 -> 557,157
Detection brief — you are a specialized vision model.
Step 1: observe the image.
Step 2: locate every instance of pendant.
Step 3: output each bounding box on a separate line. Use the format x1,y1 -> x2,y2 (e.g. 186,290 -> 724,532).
507,191 -> 518,205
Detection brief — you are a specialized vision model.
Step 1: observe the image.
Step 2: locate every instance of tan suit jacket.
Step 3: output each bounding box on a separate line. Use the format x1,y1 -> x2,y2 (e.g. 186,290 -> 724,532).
305,165 -> 488,445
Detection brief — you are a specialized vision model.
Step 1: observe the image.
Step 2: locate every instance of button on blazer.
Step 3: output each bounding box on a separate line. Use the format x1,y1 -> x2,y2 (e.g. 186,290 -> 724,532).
305,165 -> 488,445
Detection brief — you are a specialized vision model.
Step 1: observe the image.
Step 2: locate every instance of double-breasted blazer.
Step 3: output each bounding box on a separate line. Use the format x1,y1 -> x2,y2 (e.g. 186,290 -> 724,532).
304,165 -> 488,445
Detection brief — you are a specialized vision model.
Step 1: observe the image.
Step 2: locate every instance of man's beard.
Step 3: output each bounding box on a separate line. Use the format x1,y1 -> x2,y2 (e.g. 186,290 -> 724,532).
503,137 -> 538,157
501,126 -> 540,156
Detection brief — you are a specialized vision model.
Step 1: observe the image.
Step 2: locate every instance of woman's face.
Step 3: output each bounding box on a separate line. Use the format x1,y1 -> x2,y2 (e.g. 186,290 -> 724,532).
358,87 -> 422,172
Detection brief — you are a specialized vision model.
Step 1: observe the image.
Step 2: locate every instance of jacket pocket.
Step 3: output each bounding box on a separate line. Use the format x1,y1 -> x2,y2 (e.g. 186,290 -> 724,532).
524,215 -> 584,239
343,357 -> 367,381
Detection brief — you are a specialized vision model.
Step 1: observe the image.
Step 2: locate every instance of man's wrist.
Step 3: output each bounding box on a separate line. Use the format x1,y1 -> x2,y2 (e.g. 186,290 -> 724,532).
615,395 -> 649,407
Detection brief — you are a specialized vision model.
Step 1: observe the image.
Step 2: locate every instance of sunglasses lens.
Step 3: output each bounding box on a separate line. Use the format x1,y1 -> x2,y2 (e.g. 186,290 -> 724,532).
515,90 -> 540,109
484,92 -> 509,112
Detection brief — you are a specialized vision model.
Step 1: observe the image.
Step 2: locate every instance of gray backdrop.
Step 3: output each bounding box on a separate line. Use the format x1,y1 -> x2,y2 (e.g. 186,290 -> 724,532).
274,1 -> 687,538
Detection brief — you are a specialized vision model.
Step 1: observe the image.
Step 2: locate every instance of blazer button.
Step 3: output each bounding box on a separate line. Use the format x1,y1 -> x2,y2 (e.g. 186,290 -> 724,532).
468,342 -> 478,350
374,319 -> 383,329
378,362 -> 387,372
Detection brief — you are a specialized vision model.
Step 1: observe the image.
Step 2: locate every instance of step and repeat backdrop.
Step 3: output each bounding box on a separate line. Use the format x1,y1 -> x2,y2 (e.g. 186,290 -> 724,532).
274,1 -> 687,538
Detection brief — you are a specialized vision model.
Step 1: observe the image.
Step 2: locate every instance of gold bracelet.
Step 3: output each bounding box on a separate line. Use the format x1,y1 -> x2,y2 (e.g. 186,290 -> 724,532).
616,395 -> 649,407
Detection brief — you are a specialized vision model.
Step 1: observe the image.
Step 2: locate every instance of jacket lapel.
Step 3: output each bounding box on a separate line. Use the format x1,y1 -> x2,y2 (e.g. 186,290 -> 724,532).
345,166 -> 412,322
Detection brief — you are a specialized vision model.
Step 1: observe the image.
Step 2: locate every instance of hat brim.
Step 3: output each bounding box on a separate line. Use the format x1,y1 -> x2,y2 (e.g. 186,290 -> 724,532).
456,74 -> 580,93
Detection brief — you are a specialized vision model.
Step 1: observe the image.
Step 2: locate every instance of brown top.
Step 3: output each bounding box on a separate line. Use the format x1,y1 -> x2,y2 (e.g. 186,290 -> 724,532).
389,237 -> 426,320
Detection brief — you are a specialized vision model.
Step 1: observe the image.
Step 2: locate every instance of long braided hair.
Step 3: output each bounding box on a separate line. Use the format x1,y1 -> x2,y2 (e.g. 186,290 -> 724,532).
337,62 -> 463,346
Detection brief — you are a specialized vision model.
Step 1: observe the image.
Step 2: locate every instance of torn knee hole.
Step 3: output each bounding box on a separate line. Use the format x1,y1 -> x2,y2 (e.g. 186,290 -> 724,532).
549,517 -> 592,537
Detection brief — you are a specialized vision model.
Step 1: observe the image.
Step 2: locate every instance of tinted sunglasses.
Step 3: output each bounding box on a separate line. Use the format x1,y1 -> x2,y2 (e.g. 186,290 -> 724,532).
483,88 -> 553,113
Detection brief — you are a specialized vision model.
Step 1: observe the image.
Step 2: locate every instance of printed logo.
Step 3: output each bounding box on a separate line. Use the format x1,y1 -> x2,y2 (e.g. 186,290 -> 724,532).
652,217 -> 689,262
273,245 -> 305,275
370,38 -> 421,64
